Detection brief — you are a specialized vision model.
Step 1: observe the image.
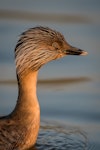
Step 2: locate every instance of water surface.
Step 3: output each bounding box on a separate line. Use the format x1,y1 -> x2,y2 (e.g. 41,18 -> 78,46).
0,0 -> 100,149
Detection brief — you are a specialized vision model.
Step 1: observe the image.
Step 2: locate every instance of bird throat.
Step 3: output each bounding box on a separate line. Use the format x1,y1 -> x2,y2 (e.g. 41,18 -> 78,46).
11,71 -> 40,123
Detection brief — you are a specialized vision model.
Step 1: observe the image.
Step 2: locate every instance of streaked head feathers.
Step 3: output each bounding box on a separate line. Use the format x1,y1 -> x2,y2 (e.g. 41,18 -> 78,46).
15,26 -> 68,77
15,26 -> 88,78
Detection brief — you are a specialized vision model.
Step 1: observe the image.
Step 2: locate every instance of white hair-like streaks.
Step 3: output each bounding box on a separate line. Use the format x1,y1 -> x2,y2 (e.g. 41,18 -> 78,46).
15,26 -> 65,77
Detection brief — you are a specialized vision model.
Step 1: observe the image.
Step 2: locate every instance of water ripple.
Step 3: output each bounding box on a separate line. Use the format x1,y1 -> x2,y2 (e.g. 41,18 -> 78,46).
0,77 -> 90,85
0,9 -> 91,23
30,122 -> 88,150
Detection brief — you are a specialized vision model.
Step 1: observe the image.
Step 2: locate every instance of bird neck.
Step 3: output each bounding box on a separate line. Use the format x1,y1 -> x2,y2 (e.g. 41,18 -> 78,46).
11,71 -> 40,121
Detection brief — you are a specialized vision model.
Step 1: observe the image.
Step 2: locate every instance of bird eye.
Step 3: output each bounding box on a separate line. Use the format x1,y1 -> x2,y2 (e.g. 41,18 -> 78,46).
52,42 -> 59,50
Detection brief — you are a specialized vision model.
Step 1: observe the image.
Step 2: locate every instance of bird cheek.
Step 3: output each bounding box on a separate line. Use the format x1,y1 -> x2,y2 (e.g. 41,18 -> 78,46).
59,53 -> 64,58
59,49 -> 66,57
56,53 -> 64,59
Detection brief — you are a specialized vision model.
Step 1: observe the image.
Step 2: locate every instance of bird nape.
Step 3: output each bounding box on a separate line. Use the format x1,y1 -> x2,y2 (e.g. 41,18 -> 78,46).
0,26 -> 88,150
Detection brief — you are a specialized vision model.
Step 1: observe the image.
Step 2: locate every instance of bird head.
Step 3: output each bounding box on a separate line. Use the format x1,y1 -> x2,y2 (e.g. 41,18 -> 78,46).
15,26 -> 88,77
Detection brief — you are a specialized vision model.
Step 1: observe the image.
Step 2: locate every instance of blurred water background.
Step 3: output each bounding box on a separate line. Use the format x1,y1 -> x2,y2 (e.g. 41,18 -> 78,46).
0,0 -> 100,149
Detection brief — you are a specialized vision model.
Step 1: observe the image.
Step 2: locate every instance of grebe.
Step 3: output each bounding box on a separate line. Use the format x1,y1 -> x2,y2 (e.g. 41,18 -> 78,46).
0,26 -> 88,150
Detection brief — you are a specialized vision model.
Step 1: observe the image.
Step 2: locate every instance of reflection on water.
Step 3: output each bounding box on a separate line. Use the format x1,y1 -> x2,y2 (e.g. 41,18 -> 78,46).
0,77 -> 90,85
0,1 -> 100,149
30,121 -> 88,150
0,10 -> 91,24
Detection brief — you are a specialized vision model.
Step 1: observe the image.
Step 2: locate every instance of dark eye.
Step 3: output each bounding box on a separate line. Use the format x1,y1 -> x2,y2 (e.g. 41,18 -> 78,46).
52,42 -> 59,50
